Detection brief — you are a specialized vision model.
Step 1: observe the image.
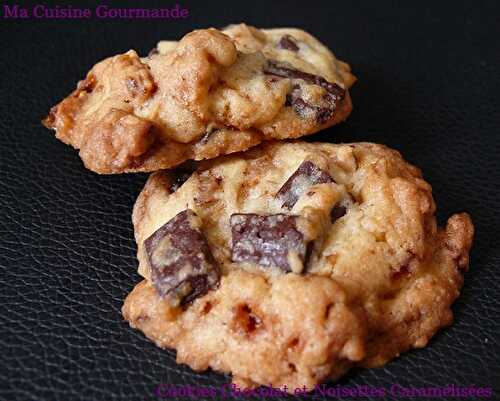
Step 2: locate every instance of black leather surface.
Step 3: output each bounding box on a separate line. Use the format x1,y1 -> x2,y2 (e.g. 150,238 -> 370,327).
1,1 -> 499,400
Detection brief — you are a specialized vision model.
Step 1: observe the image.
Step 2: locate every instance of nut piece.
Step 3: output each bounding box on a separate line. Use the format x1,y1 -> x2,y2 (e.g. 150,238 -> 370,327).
144,209 -> 220,306
276,161 -> 334,209
230,213 -> 309,273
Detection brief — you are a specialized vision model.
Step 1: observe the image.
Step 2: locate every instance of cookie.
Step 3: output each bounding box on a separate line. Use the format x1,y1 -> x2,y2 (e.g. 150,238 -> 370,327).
122,141 -> 474,391
43,24 -> 354,174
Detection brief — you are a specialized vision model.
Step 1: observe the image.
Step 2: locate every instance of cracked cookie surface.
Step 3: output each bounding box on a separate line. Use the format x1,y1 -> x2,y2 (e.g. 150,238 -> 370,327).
122,141 -> 473,391
43,24 -> 354,174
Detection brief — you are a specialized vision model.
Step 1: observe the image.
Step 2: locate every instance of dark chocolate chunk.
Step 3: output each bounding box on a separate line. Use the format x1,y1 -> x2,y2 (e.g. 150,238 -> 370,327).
266,60 -> 345,123
276,161 -> 334,209
230,213 -> 307,272
285,85 -> 337,124
263,60 -> 345,101
278,35 -> 299,51
315,106 -> 335,124
144,209 -> 219,305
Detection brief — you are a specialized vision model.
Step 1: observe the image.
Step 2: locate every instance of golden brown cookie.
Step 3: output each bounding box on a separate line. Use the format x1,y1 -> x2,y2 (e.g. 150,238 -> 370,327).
43,24 -> 354,174
122,141 -> 474,391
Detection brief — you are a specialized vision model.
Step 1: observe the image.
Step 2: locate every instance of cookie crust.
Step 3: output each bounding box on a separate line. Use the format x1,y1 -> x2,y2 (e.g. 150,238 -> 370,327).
43,24 -> 354,174
123,141 -> 474,391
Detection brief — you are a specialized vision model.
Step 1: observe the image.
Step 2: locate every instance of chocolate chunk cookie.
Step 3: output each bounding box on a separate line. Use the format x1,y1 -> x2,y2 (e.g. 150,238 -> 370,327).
123,141 -> 474,391
43,24 -> 355,174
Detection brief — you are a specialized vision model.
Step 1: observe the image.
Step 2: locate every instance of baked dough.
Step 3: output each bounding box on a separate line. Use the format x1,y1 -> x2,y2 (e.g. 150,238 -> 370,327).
43,25 -> 354,174
123,141 -> 473,391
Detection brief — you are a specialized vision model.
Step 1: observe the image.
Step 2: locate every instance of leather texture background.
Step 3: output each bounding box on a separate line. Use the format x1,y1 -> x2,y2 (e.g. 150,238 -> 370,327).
1,1 -> 499,400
